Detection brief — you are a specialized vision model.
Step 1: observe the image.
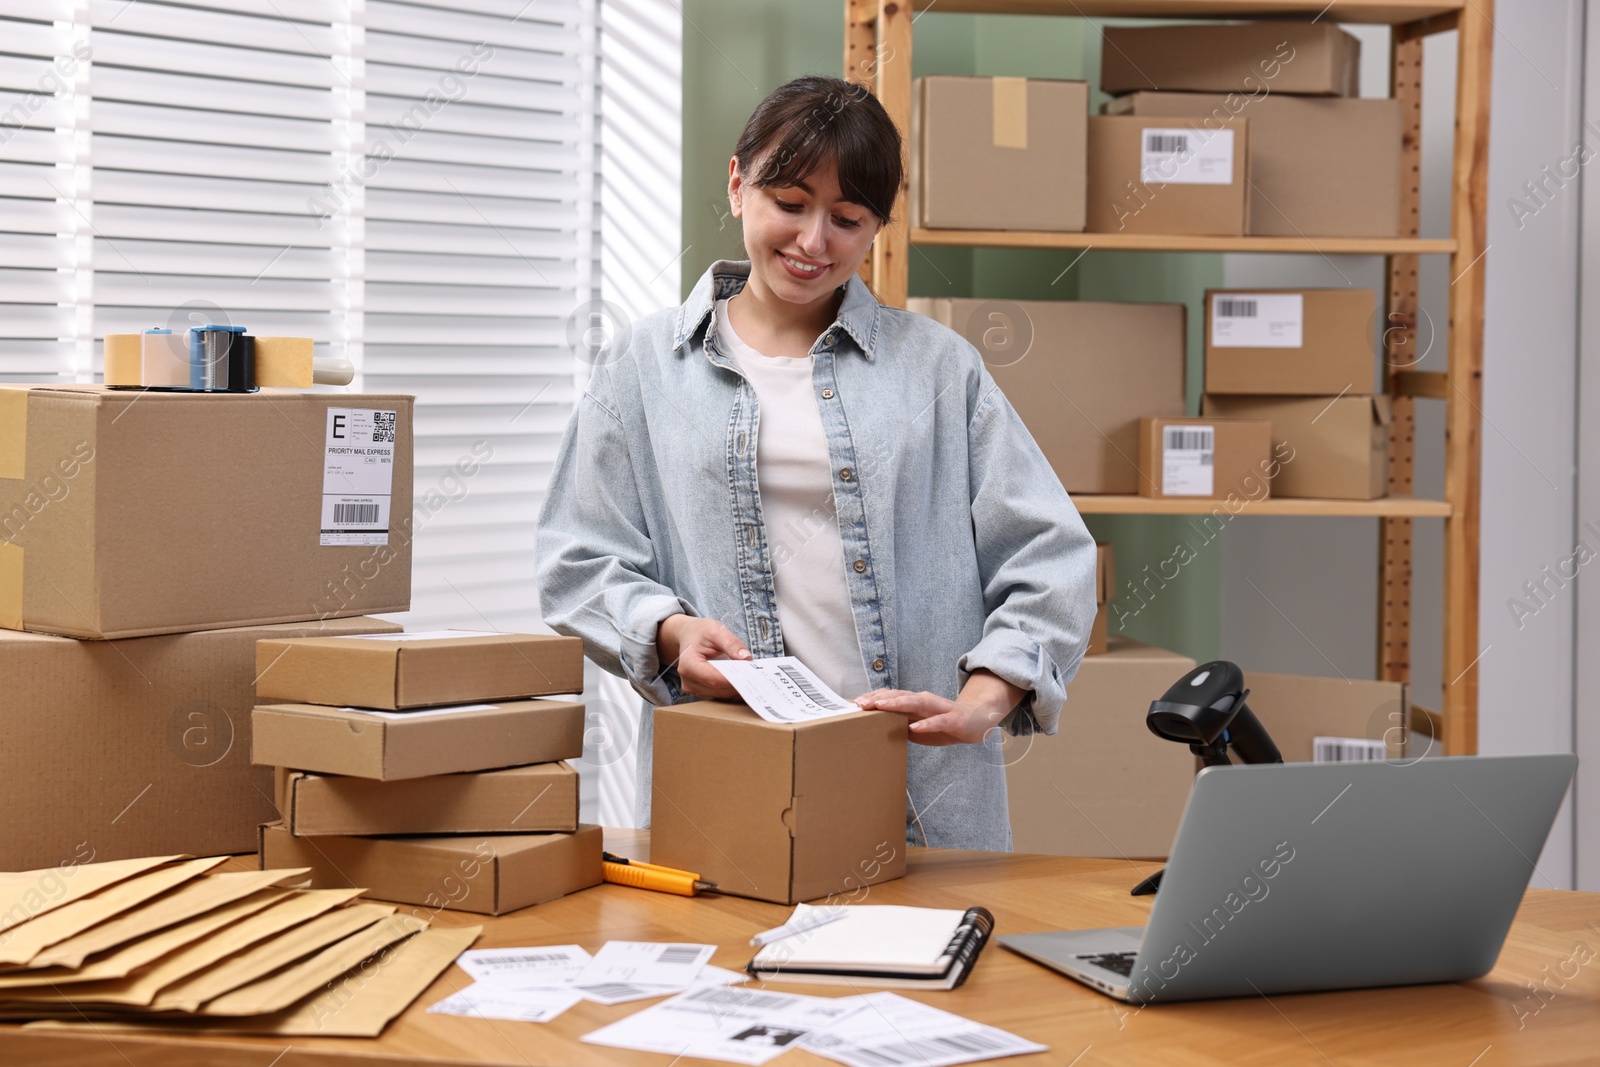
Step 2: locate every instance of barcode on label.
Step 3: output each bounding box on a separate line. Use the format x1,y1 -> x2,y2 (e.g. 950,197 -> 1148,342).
1164,427 -> 1214,453
1145,132 -> 1188,154
1313,737 -> 1387,763
687,986 -> 797,1010
851,1031 -> 1011,1065
656,945 -> 702,966
472,951 -> 571,968
776,664 -> 851,710
1216,298 -> 1259,318
333,503 -> 380,525
581,983 -> 646,998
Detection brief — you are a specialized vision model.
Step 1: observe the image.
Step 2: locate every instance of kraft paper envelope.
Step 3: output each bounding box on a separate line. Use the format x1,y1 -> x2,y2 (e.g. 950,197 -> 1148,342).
200,913 -> 426,1017
0,856 -> 181,934
0,857 -> 226,966
31,868 -> 310,970
153,901 -> 396,1013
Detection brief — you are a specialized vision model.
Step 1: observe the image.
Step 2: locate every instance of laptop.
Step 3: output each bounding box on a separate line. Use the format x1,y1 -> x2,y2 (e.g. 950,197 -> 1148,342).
998,753 -> 1576,1003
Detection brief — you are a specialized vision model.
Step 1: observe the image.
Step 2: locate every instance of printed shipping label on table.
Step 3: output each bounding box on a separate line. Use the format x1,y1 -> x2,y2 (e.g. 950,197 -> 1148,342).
322,408 -> 397,546
582,985 -> 869,1066
574,941 -> 715,989
800,991 -> 1048,1067
1140,127 -> 1234,185
456,944 -> 591,986
709,657 -> 859,723
1210,293 -> 1304,348
428,984 -> 583,1024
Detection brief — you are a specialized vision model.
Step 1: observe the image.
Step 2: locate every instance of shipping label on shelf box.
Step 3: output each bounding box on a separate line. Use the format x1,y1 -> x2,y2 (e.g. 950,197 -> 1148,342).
1161,424 -> 1215,497
321,408 -> 396,546
1140,127 -> 1234,185
1211,293 -> 1305,348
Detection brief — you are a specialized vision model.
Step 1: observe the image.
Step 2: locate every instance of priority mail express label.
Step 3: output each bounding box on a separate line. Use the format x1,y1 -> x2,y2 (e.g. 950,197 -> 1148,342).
322,408 -> 396,546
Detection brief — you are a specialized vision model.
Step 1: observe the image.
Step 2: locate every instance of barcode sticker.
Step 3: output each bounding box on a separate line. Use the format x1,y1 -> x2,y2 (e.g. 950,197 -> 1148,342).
1314,736 -> 1388,763
1141,126 -> 1234,185
1211,293 -> 1305,348
709,656 -> 860,724
322,408 -> 397,546
1161,424 -> 1215,497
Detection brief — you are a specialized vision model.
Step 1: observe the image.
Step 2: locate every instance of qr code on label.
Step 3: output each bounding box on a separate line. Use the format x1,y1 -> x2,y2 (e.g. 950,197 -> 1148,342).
372,411 -> 396,443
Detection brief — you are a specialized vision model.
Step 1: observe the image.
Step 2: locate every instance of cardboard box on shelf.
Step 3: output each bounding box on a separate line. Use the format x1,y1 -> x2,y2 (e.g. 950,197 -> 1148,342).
251,700 -> 585,781
1100,22 -> 1361,97
908,298 -> 1186,494
913,75 -> 1088,232
1202,393 -> 1392,500
259,822 -> 604,916
1106,93 -> 1402,238
1088,543 -> 1115,655
0,615 -> 400,873
651,702 -> 907,905
1241,671 -> 1413,764
1204,289 -> 1377,396
1003,638 -> 1199,859
274,762 -> 580,837
1137,416 -> 1273,500
255,631 -> 584,710
1086,116 -> 1250,236
0,386 -> 414,639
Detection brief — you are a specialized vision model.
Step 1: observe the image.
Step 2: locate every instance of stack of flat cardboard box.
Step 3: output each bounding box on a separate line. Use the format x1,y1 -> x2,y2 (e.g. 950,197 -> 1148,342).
254,631 -> 606,915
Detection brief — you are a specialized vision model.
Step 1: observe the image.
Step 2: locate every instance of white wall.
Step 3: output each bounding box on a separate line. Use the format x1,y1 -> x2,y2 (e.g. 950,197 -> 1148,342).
1576,1 -> 1600,891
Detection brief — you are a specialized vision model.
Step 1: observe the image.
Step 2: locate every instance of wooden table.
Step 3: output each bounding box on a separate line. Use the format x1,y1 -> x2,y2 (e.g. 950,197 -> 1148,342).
2,831 -> 1597,1066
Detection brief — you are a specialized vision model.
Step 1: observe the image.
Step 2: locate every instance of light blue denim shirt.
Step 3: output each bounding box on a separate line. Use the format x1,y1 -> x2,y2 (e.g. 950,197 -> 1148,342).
536,260 -> 1098,851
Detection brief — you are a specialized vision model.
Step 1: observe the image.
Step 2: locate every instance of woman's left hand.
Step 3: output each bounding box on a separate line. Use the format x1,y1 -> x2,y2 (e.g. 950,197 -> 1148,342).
854,690 -> 1004,745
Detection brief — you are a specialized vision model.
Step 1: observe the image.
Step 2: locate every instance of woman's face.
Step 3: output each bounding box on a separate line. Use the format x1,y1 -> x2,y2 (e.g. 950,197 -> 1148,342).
727,153 -> 882,308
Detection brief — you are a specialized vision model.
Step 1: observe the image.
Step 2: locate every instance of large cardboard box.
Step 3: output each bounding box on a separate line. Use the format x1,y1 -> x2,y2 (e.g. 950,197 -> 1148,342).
255,631 -> 584,710
275,762 -> 579,836
0,386 -> 413,639
252,699 -> 585,781
1137,416 -> 1273,500
913,75 -> 1087,231
1004,639 -> 1198,859
1242,671 -> 1412,763
1108,93 -> 1403,238
651,702 -> 907,905
259,822 -> 604,916
1202,393 -> 1392,500
0,615 -> 400,872
1100,22 -> 1361,97
909,297 -> 1186,494
1086,116 -> 1249,236
1204,289 -> 1377,395
1088,543 -> 1114,655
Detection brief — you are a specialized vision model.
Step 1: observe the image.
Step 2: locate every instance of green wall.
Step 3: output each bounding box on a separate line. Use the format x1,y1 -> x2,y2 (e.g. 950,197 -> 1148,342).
681,4 -> 1224,662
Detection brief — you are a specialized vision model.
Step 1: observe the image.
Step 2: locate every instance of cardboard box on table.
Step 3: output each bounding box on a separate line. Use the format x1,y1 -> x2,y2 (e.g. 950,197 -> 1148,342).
0,386 -> 413,638
1100,22 -> 1362,97
1086,116 -> 1250,236
909,297 -> 1186,494
1242,671 -> 1416,764
651,701 -> 908,905
259,822 -> 604,916
1204,288 -> 1377,396
1106,92 -> 1403,238
0,616 -> 400,872
274,762 -> 580,836
1004,639 -> 1198,859
1202,393 -> 1392,500
255,631 -> 584,710
912,75 -> 1088,232
252,700 -> 585,781
1137,415 -> 1274,500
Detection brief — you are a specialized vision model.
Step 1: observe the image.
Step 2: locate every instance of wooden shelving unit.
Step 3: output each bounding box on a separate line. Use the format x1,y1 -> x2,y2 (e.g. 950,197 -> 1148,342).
845,0 -> 1489,755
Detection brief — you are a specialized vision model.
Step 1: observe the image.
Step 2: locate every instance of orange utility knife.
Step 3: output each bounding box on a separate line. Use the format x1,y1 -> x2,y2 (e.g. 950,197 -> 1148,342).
602,852 -> 719,896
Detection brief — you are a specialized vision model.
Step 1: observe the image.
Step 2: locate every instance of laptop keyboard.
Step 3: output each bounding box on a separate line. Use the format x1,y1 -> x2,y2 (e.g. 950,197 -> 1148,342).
1078,951 -> 1137,978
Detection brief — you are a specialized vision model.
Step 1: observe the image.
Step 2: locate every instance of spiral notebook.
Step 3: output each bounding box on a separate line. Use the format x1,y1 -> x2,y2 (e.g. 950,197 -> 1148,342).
744,904 -> 994,990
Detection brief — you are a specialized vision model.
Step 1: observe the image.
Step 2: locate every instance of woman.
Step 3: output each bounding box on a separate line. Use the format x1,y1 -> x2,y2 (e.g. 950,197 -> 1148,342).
536,75 -> 1097,851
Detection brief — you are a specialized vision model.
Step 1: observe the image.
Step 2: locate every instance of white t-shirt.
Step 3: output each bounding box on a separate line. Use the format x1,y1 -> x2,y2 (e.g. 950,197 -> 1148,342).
715,298 -> 872,701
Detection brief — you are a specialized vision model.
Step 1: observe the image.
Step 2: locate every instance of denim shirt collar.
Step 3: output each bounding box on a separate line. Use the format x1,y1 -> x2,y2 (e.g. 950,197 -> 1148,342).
672,259 -> 881,361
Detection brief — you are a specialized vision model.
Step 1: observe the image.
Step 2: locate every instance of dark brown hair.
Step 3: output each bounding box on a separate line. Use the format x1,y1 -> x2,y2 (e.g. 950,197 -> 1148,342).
733,75 -> 902,224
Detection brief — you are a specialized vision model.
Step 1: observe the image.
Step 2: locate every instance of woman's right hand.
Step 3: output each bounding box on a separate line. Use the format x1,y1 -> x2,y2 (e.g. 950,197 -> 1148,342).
656,614 -> 752,700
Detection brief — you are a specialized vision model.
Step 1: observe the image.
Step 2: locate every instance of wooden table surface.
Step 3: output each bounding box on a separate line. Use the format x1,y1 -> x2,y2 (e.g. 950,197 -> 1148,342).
2,829 -> 1597,1066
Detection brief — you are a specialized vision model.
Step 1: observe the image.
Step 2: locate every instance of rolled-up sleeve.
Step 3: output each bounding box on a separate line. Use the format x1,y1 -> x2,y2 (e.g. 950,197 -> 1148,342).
957,379 -> 1099,736
535,368 -> 693,707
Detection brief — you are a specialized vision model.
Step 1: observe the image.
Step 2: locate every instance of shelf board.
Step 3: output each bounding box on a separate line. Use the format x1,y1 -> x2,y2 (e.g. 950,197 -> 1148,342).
1073,495 -> 1453,517
911,229 -> 1458,255
913,0 -> 1462,23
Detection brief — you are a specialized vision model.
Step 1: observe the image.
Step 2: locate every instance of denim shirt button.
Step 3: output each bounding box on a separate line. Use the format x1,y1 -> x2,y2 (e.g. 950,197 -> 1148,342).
839,467 -> 853,481
853,559 -> 866,573
872,658 -> 885,671
821,388 -> 834,400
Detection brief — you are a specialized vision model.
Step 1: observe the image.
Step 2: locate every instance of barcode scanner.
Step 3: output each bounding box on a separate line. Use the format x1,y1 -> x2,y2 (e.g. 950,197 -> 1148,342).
1132,660 -> 1283,897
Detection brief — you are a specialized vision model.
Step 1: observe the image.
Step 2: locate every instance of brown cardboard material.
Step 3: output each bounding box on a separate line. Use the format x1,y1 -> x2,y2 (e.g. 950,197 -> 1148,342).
1242,671 -> 1411,763
1108,93 -> 1403,238
651,702 -> 907,905
1086,116 -> 1249,236
0,615 -> 400,873
1204,288 -> 1377,395
1004,639 -> 1198,859
254,631 -> 584,710
1101,23 -> 1361,97
1137,416 -> 1273,500
251,699 -> 584,781
276,763 -> 579,836
1202,393 -> 1392,500
258,822 -> 605,916
1087,544 -> 1114,655
0,386 -> 414,639
913,75 -> 1088,231
909,297 -> 1185,494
